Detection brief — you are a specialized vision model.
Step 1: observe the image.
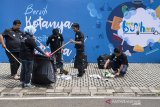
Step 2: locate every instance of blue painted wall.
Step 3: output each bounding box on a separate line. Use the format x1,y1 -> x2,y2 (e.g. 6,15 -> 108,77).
0,0 -> 160,63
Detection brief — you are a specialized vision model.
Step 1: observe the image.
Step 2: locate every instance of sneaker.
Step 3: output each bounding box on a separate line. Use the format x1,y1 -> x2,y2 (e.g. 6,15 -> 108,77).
11,75 -> 20,80
24,83 -> 35,88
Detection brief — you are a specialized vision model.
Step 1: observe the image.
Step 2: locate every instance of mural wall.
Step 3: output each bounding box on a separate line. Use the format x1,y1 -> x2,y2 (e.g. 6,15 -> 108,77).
0,0 -> 160,63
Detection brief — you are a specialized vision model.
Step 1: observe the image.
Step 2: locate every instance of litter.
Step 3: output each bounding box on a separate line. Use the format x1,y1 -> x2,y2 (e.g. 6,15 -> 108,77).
89,74 -> 101,79
70,72 -> 77,76
102,70 -> 115,78
56,75 -> 72,80
61,75 -> 72,80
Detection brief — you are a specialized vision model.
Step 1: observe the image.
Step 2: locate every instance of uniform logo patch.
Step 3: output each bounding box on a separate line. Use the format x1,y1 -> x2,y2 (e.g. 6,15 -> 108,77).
76,35 -> 79,38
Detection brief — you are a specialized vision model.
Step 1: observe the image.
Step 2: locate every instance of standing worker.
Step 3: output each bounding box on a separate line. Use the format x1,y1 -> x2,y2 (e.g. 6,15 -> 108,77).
20,26 -> 50,88
0,20 -> 23,80
70,23 -> 85,77
46,28 -> 64,74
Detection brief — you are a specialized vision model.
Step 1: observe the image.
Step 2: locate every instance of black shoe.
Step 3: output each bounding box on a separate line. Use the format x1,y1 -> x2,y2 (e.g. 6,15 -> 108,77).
119,73 -> 125,77
59,72 -> 63,74
77,73 -> 83,77
60,69 -> 64,74
83,70 -> 85,73
22,83 -> 25,88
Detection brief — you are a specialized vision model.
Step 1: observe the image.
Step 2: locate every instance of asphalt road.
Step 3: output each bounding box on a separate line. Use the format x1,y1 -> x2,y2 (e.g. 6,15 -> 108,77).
0,97 -> 160,107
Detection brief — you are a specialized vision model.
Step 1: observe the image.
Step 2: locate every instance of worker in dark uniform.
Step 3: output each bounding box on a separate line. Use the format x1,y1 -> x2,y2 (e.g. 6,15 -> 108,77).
46,28 -> 64,74
104,48 -> 128,77
70,23 -> 85,77
0,20 -> 23,80
20,26 -> 50,88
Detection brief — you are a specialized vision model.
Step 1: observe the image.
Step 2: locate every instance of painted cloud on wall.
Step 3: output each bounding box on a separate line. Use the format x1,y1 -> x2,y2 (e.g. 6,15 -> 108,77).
117,8 -> 160,52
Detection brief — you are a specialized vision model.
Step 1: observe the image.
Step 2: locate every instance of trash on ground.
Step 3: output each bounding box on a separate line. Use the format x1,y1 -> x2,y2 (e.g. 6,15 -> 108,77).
56,75 -> 72,80
89,74 -> 101,79
102,70 -> 115,78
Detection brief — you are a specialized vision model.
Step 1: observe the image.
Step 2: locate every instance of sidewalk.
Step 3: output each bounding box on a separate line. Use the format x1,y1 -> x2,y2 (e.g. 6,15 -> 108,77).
0,63 -> 160,97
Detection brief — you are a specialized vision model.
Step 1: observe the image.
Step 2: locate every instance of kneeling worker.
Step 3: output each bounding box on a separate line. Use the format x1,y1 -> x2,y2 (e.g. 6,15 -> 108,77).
104,48 -> 128,77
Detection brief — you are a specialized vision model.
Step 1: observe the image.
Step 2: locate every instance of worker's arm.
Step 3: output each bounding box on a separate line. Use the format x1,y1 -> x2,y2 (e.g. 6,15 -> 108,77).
115,64 -> 124,76
46,37 -> 50,46
70,39 -> 82,45
104,59 -> 110,69
0,35 -> 6,49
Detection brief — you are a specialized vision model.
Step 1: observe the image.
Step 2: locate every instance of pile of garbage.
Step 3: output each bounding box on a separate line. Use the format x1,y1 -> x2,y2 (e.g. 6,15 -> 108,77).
56,74 -> 72,80
102,70 -> 115,78
89,69 -> 115,81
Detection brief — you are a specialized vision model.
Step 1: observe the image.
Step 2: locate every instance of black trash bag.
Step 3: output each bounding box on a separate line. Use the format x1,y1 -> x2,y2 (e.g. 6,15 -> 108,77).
97,54 -> 111,69
32,55 -> 56,85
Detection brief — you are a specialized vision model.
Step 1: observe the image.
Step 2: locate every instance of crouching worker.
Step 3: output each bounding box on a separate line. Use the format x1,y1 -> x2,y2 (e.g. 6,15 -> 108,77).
104,48 -> 128,77
20,26 -> 50,88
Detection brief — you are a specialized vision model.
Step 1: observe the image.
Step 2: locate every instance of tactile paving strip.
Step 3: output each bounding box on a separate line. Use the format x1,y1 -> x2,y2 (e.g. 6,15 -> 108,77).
0,63 -> 160,88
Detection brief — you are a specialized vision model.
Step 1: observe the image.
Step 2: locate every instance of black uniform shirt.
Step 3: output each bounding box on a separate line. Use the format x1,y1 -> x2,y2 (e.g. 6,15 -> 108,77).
20,33 -> 37,61
46,34 -> 64,52
110,53 -> 128,66
75,31 -> 84,51
2,28 -> 23,52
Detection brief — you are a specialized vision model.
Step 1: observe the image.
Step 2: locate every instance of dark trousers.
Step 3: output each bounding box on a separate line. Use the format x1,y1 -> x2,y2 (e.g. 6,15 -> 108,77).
52,52 -> 63,72
76,50 -> 85,75
109,60 -> 128,75
6,51 -> 20,76
20,60 -> 33,84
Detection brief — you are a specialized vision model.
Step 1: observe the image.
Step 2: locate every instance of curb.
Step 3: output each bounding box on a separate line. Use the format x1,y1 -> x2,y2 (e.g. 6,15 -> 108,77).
0,87 -> 160,97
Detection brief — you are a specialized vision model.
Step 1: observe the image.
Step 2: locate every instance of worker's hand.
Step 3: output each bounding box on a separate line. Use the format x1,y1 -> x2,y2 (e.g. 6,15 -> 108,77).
61,48 -> 64,53
70,39 -> 75,44
103,63 -> 108,69
115,72 -> 120,76
45,52 -> 51,57
2,44 -> 6,49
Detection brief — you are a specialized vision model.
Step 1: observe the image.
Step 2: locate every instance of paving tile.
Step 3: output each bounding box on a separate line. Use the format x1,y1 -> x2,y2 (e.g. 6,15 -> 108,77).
130,87 -> 142,93
46,93 -> 68,97
122,87 -> 133,93
64,87 -> 72,93
136,92 -> 157,97
114,87 -> 124,93
106,89 -> 115,94
114,93 -> 135,97
46,89 -> 55,93
139,87 -> 150,93
70,92 -> 91,96
92,92 -> 113,96
149,87 -> 160,93
0,87 -> 6,93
